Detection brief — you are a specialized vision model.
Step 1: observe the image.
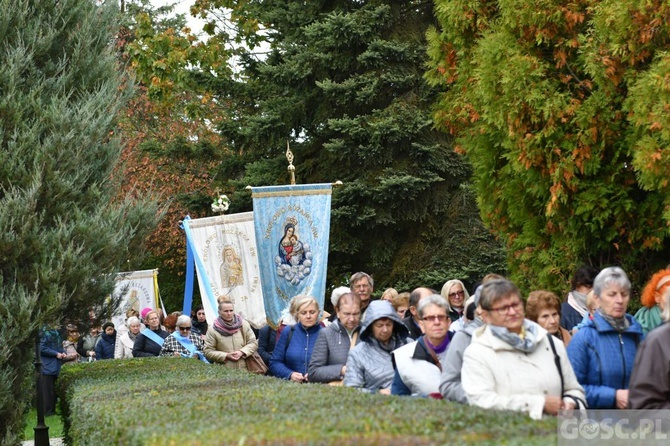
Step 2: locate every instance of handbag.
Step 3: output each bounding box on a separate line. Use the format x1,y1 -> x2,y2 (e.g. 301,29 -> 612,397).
245,352 -> 269,375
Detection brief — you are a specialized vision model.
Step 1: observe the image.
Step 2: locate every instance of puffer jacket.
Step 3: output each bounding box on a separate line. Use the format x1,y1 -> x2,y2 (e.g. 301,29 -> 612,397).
308,319 -> 360,383
344,300 -> 409,393
567,311 -> 643,408
270,322 -> 322,379
440,318 -> 484,403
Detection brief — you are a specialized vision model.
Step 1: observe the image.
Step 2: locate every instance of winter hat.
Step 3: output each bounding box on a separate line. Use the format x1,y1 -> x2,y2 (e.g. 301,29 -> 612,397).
102,322 -> 115,331
141,307 -> 153,319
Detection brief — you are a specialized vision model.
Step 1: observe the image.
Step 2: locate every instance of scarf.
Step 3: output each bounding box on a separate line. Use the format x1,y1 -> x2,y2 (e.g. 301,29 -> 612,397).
128,331 -> 138,342
567,291 -> 589,317
489,320 -> 540,353
373,335 -> 401,353
425,335 -> 450,355
597,309 -> 630,333
172,331 -> 209,363
213,314 -> 243,336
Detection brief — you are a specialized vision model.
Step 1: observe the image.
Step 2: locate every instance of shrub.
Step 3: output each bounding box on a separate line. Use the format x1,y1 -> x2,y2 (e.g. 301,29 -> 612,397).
58,358 -> 556,445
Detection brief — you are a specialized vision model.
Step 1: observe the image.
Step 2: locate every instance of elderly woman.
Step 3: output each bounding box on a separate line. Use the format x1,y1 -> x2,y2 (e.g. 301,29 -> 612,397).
161,315 -> 207,362
462,279 -> 585,420
308,293 -> 361,384
204,299 -> 258,368
133,310 -> 169,357
344,300 -> 409,394
526,290 -> 572,347
392,294 -> 453,396
115,316 -> 141,359
270,295 -> 322,382
629,287 -> 670,408
567,266 -> 644,409
634,269 -> 670,335
441,279 -> 470,322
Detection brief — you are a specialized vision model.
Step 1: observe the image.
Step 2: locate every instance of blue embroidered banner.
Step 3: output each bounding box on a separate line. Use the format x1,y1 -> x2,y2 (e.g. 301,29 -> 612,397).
252,184 -> 332,327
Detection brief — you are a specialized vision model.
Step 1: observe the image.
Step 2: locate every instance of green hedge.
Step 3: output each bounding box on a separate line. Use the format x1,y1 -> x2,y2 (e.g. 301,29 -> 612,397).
58,358 -> 556,445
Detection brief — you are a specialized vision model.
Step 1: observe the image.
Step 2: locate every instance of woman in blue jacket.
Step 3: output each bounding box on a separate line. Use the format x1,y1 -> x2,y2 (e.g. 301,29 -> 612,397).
270,295 -> 322,382
567,267 -> 644,409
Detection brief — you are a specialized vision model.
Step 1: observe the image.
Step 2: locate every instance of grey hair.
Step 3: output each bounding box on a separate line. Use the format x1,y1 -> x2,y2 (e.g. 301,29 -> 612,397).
593,266 -> 631,298
479,279 -> 521,311
126,316 -> 140,327
349,272 -> 374,289
331,286 -> 351,307
176,315 -> 192,327
417,294 -> 449,319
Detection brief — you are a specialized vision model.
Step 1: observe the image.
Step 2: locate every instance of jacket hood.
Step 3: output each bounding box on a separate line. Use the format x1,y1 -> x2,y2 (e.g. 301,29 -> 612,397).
359,300 -> 409,342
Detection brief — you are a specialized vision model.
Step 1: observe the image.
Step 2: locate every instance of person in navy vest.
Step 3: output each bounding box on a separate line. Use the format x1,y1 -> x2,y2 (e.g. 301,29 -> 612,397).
133,310 -> 169,357
270,295 -> 322,382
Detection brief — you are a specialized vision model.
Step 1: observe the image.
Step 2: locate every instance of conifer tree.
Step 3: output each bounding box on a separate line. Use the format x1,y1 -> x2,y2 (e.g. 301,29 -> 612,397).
0,0 -> 161,441
427,0 -> 670,293
193,0 -> 506,290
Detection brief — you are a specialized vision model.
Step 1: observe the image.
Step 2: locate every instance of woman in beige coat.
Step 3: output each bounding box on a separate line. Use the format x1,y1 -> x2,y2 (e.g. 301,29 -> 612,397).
204,299 -> 258,369
462,279 -> 586,420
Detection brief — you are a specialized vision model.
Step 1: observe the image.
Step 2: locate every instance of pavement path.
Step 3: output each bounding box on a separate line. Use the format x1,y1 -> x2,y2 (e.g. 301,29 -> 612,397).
22,438 -> 64,446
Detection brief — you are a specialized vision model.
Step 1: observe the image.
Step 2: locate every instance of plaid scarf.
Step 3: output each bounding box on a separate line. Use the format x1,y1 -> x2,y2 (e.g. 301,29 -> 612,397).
213,314 -> 243,336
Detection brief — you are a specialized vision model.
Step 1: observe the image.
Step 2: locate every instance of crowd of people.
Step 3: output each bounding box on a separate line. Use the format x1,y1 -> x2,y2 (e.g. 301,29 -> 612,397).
39,265 -> 670,418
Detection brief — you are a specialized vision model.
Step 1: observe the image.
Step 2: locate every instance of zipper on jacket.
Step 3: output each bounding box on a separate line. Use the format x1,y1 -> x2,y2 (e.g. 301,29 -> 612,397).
618,333 -> 626,389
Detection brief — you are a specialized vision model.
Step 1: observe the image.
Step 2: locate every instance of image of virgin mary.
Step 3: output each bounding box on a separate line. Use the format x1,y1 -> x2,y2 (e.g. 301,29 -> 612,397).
278,223 -> 304,266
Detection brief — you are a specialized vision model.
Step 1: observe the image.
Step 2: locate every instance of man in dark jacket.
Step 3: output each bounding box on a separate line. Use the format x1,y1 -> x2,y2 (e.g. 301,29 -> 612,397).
40,325 -> 66,415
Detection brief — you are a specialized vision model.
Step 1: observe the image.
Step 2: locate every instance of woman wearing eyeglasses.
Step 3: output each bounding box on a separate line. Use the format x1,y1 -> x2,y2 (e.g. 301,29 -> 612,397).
159,315 -> 207,361
391,294 -> 453,396
440,279 -> 470,323
204,299 -> 258,369
462,279 -> 585,420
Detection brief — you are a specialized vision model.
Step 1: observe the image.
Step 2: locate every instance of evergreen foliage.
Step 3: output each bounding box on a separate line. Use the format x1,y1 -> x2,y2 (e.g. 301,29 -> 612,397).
427,0 -> 670,294
195,0 -> 506,291
0,1 -> 161,443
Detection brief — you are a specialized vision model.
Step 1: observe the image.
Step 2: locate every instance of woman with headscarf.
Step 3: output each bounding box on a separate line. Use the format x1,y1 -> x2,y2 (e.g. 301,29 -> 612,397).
634,269 -> 670,335
344,300 -> 409,394
204,299 -> 258,369
462,279 -> 585,420
270,295 -> 322,382
115,316 -> 141,359
567,266 -> 644,409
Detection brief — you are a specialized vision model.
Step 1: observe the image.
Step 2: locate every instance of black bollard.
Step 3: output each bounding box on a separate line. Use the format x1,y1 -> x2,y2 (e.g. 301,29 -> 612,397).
34,332 -> 50,446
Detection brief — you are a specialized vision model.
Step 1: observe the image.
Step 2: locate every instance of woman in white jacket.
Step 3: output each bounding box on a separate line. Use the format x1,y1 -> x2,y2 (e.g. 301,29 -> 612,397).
462,279 -> 586,420
115,316 -> 141,359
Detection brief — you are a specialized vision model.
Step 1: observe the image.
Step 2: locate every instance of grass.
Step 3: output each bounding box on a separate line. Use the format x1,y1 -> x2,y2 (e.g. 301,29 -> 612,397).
23,408 -> 64,441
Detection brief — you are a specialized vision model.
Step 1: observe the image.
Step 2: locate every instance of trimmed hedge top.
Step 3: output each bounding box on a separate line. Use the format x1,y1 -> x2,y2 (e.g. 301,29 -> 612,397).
59,358 -> 556,445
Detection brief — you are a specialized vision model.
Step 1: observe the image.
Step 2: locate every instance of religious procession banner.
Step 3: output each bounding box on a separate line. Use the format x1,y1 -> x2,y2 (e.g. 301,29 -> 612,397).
111,269 -> 159,329
181,212 -> 266,328
251,184 -> 332,327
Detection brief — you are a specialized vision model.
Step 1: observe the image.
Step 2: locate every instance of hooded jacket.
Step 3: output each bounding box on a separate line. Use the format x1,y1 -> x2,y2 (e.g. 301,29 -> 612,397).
344,300 -> 409,393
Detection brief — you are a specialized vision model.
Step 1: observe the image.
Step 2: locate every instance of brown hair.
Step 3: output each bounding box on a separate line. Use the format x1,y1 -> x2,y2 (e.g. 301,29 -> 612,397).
392,292 -> 410,311
525,290 -> 561,322
163,314 -> 178,332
